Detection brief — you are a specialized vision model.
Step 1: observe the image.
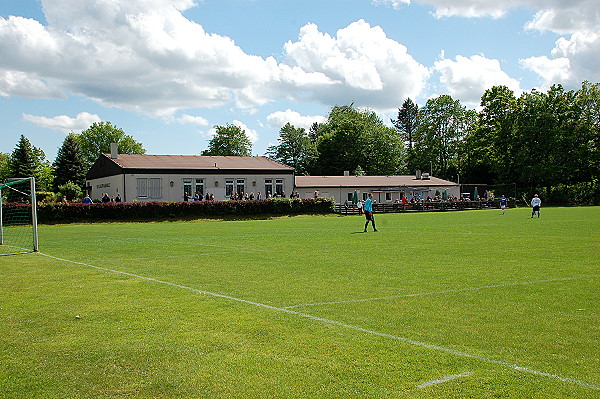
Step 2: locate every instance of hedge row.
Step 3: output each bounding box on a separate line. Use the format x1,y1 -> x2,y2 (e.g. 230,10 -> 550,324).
25,197 -> 335,223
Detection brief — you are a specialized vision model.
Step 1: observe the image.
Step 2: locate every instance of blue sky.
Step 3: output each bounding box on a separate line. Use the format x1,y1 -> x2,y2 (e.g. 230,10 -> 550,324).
1,0 -> 598,161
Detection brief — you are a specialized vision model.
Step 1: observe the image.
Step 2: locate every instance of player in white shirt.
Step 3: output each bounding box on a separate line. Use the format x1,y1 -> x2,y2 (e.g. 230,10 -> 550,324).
530,194 -> 541,218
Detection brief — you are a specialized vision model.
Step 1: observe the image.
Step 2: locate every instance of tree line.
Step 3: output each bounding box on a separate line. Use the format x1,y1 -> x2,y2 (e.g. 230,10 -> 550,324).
2,81 -> 598,204
266,82 -> 599,204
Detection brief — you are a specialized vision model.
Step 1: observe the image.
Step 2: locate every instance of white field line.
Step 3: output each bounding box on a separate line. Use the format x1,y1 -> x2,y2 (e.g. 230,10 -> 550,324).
37,252 -> 600,392
283,275 -> 600,309
417,372 -> 473,388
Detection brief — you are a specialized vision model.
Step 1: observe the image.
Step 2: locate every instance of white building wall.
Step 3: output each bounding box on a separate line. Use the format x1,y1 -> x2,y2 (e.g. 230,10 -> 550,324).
88,173 -> 294,202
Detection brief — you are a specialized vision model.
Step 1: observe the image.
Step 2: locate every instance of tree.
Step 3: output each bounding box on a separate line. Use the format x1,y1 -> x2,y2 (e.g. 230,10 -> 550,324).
202,124 -> 252,156
266,123 -> 316,175
9,135 -> 37,178
412,95 -> 476,180
0,153 -> 11,183
78,121 -> 145,166
463,85 -> 518,184
392,98 -> 419,174
512,85 -> 580,189
7,135 -> 53,191
575,81 -> 600,182
311,105 -> 404,176
53,133 -> 87,191
392,98 -> 419,149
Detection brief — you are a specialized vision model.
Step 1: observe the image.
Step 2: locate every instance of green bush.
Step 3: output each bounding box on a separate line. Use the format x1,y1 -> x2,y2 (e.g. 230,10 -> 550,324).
35,191 -> 56,203
546,180 -> 600,205
58,181 -> 83,202
34,197 -> 335,224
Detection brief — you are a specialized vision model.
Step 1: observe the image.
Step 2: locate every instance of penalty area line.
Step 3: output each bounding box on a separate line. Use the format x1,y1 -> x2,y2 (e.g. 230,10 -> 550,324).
37,251 -> 600,392
284,274 -> 600,309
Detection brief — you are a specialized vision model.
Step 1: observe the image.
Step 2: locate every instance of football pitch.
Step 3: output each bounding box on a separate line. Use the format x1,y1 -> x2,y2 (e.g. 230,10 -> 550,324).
1,207 -> 598,398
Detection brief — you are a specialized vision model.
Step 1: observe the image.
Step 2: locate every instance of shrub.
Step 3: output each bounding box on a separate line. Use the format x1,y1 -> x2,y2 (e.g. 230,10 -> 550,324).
35,197 -> 335,224
35,191 -> 56,203
58,181 -> 83,202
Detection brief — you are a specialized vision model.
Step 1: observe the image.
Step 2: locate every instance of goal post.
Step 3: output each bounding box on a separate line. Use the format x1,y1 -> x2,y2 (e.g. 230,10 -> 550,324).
0,177 -> 38,255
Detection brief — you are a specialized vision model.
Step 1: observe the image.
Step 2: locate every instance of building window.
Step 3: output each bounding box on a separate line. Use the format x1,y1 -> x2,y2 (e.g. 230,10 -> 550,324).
264,179 -> 272,197
149,178 -> 162,199
347,192 -> 353,201
137,178 -> 148,198
225,179 -> 234,197
195,178 -> 204,197
385,192 -> 392,202
236,179 -> 245,195
275,179 -> 284,196
183,178 -> 192,199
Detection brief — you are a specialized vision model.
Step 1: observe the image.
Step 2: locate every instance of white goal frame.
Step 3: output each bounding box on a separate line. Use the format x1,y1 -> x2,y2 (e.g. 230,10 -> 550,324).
0,177 -> 38,254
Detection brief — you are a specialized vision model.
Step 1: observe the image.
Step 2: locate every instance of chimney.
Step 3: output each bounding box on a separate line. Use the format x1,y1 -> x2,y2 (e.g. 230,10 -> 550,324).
110,143 -> 118,159
416,170 -> 422,179
343,171 -> 350,176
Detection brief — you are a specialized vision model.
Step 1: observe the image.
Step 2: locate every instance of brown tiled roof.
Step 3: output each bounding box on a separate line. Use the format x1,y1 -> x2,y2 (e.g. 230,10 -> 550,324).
105,154 -> 294,171
295,175 -> 457,188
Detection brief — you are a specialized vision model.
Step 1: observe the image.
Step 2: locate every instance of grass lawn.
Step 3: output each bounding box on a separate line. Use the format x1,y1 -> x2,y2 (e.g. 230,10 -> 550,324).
0,206 -> 598,398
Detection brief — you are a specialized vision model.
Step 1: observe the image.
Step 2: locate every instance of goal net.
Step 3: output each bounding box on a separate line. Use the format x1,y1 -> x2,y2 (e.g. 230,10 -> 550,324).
0,177 -> 38,255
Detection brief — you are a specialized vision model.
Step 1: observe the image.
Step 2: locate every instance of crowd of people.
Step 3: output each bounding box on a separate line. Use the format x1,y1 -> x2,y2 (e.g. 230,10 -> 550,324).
220,190 -> 301,201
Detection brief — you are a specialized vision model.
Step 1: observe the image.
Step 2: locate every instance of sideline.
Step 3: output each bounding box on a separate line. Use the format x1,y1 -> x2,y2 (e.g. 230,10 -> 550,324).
283,275 -> 600,309
37,251 -> 600,392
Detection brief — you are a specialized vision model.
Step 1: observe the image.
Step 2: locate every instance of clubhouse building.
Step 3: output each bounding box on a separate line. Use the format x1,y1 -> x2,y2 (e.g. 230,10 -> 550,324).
85,149 -> 294,202
295,174 -> 460,204
86,148 -> 459,203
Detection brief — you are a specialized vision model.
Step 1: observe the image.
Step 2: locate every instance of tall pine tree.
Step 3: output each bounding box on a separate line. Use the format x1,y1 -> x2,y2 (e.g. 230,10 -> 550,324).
53,133 -> 87,191
9,135 -> 37,178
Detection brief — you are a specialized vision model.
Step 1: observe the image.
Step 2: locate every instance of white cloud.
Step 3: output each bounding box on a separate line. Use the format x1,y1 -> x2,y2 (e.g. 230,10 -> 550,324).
0,69 -> 64,98
282,20 -> 430,111
166,114 -> 210,126
433,54 -> 522,106
0,1 -> 430,116
408,1 -> 599,91
520,56 -> 571,89
521,31 -> 600,89
266,110 -> 326,130
371,0 -> 411,10
22,112 -> 101,133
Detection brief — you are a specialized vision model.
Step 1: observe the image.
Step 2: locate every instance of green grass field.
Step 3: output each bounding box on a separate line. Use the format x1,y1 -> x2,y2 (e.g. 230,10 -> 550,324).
1,207 -> 598,398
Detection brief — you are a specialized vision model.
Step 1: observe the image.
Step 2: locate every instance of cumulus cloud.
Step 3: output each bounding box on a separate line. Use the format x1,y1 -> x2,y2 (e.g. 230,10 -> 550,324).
282,20 -> 430,111
22,112 -> 101,133
0,69 -> 64,98
433,54 -> 522,106
266,110 -> 326,130
0,1 -> 430,117
521,31 -> 600,89
166,114 -> 210,126
401,0 -> 600,92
